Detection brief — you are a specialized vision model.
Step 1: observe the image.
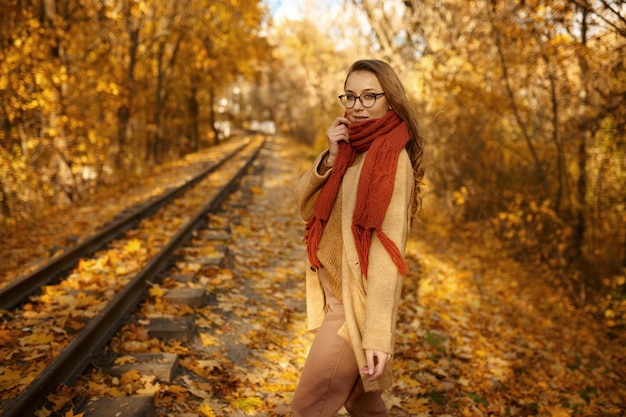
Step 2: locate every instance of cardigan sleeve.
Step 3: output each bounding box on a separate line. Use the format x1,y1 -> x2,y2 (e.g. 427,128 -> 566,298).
293,149 -> 332,222
360,150 -> 414,354
294,150 -> 333,332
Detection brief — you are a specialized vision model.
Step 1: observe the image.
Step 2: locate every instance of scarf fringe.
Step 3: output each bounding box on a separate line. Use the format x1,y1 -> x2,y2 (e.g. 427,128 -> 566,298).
352,224 -> 372,276
353,224 -> 409,277
305,216 -> 324,268
375,229 -> 409,276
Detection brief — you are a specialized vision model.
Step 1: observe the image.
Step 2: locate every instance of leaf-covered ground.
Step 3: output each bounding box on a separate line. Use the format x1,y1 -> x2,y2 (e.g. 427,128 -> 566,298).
3,136 -> 625,416
395,223 -> 625,416
180,136 -> 624,416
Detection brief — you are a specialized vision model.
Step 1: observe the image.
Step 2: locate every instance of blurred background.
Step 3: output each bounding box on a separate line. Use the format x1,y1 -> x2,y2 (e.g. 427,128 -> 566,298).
0,0 -> 624,319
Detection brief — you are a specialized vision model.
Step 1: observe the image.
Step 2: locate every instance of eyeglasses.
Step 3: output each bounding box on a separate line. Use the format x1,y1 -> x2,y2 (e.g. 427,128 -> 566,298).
338,92 -> 385,109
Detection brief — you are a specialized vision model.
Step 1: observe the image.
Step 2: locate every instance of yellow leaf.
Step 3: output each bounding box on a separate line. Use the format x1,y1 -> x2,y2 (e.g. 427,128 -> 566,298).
149,286 -> 165,298
114,355 -> 137,366
545,405 -> 571,417
124,239 -> 143,253
199,332 -> 220,347
404,397 -> 430,414
231,396 -> 263,412
115,261 -> 140,275
260,383 -> 291,393
120,369 -> 141,384
383,393 -> 403,410
0,368 -> 22,383
167,385 -> 189,394
46,391 -> 74,411
87,381 -> 124,397
137,375 -> 160,395
82,255 -> 109,271
20,332 -> 55,345
474,349 -> 488,358
198,402 -> 216,417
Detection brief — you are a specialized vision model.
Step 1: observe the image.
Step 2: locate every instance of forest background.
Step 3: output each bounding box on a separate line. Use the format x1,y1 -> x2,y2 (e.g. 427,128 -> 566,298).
0,0 -> 624,330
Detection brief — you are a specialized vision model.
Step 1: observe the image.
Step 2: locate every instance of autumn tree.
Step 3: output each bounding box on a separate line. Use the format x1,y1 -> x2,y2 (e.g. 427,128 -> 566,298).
0,0 -> 270,223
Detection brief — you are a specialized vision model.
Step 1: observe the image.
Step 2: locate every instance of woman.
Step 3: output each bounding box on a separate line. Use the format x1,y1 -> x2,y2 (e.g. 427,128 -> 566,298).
292,59 -> 425,416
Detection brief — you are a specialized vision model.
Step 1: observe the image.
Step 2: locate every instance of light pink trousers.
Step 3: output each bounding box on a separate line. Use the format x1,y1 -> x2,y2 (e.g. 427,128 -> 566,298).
291,267 -> 388,417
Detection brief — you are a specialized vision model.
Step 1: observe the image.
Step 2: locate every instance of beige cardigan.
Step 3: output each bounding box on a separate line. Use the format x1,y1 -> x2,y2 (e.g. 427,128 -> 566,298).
294,148 -> 414,392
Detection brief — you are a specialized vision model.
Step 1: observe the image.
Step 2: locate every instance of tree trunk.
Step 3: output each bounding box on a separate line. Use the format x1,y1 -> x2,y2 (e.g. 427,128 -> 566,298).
574,4 -> 590,269
205,84 -> 218,146
116,12 -> 139,169
488,3 -> 551,200
149,31 -> 182,162
0,179 -> 10,220
188,80 -> 200,152
148,41 -> 166,163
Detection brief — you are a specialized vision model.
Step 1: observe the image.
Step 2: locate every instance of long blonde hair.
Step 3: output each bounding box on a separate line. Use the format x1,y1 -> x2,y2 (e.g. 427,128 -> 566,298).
345,59 -> 425,220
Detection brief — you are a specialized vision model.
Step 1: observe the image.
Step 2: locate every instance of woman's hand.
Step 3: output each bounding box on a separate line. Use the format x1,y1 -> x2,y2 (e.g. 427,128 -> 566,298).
325,116 -> 350,166
361,349 -> 392,382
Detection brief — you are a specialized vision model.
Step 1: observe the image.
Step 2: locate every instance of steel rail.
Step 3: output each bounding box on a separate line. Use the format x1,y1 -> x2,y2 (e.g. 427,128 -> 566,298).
0,137 -> 266,417
0,142 -> 249,311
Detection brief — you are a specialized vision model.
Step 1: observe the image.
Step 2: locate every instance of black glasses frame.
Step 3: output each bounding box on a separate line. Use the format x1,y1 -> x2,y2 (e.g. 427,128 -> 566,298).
338,92 -> 385,109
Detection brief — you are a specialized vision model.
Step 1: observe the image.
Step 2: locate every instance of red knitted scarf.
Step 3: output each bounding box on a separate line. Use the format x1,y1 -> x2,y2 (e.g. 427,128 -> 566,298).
305,111 -> 410,277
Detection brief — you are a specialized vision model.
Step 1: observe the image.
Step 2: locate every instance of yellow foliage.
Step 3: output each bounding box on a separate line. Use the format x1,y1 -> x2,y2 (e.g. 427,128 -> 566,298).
19,332 -> 55,346
137,375 -> 160,395
148,285 -> 165,298
545,405 -> 572,417
87,380 -> 124,397
78,255 -> 109,272
46,390 -> 75,411
231,396 -> 263,412
114,355 -> 137,366
403,397 -> 430,414
198,402 -> 217,417
199,332 -> 220,347
120,369 -> 141,384
124,238 -> 143,253
0,368 -> 23,390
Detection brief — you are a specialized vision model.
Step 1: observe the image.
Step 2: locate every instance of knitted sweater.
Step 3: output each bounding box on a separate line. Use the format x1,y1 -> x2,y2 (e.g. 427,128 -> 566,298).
316,186 -> 343,301
316,153 -> 365,301
294,148 -> 414,392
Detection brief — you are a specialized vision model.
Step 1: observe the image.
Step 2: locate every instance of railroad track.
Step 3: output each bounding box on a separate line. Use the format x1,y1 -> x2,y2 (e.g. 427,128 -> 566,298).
0,135 -> 267,417
0,139 -> 252,311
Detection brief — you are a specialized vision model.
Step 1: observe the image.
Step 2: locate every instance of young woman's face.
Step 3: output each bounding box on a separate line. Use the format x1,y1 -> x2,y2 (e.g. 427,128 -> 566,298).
344,70 -> 390,123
